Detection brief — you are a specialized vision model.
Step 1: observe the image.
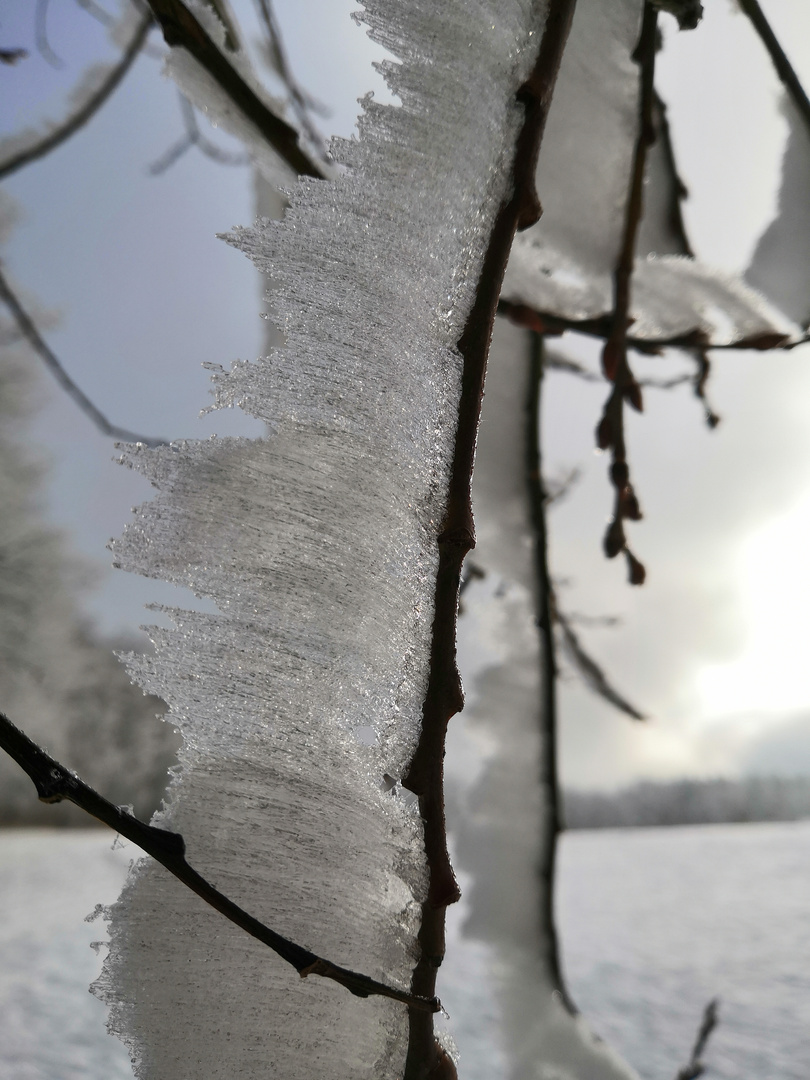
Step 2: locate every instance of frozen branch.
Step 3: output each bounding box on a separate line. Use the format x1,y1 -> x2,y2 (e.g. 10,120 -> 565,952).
401,5 -> 578,1077
0,711 -> 439,1015
674,998 -> 719,1080
74,0 -> 117,29
542,346 -> 698,393
738,0 -> 810,138
0,11 -> 153,181
0,265 -> 167,446
143,0 -> 325,179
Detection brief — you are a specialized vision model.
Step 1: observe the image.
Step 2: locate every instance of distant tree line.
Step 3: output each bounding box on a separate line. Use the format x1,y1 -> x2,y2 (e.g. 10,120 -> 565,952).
563,775 -> 810,830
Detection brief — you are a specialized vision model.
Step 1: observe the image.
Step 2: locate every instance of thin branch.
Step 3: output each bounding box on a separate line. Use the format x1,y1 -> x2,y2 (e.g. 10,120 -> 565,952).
457,561 -> 485,613
0,711 -> 439,1015
691,347 -> 720,428
149,94 -> 250,175
74,0 -> 117,29
499,298 -> 793,353
527,333 -> 576,1011
401,5 -> 578,1077
0,12 -> 153,181
143,0 -> 325,179
674,999 -> 720,1080
72,0 -> 165,59
252,0 -> 329,160
35,0 -> 65,69
552,599 -> 646,721
597,2 -> 659,587
738,0 -> 810,138
0,265 -> 167,446
544,349 -> 697,391
544,465 -> 581,507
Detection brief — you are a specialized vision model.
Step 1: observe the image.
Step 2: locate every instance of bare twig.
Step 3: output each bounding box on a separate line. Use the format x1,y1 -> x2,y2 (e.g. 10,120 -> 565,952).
0,265 -> 167,446
738,0 -> 810,138
74,0 -> 117,29
691,348 -> 720,428
401,6 -> 578,1077
0,711 -> 439,1015
149,93 -> 250,174
527,333 -> 576,1011
552,599 -> 645,721
544,465 -> 581,507
0,12 -> 153,181
35,0 -> 65,69
252,0 -> 329,160
597,2 -> 659,587
142,0 -> 325,179
674,998 -> 719,1080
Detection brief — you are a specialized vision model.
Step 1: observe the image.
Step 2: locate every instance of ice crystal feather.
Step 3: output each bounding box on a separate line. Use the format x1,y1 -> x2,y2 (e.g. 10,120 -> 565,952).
93,1 -> 554,1076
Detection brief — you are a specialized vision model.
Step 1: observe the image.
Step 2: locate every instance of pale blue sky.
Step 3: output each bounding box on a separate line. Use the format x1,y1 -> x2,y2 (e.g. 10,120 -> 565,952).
2,0 -> 810,788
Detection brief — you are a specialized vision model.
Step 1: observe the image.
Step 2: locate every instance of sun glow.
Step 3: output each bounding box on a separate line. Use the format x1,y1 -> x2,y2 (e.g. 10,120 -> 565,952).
697,495 -> 810,717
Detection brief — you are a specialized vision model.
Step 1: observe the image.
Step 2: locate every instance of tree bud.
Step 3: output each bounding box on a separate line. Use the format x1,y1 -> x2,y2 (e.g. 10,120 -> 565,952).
603,519 -> 623,559
622,488 -> 642,521
610,460 -> 629,489
596,415 -> 613,450
624,379 -> 643,412
626,551 -> 646,585
602,338 -> 622,381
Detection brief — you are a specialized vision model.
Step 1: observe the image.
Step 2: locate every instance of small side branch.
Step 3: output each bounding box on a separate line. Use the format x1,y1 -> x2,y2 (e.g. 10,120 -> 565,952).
0,11 -> 153,181
0,265 -> 167,446
35,0 -> 65,69
0,712 -> 438,1015
552,600 -> 645,721
674,998 -> 719,1080
149,94 -> 251,174
143,0 -> 325,179
738,0 -> 810,138
597,2 -> 658,586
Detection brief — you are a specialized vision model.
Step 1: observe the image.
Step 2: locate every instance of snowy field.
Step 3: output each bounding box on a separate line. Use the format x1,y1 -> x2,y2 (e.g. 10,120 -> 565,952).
1,821 -> 808,1079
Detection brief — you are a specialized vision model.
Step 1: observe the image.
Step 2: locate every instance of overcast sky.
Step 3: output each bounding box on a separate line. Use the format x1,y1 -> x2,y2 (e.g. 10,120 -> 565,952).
2,0 -> 810,789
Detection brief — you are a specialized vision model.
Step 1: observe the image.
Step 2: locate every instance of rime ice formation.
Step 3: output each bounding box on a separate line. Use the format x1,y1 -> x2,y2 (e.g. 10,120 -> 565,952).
447,319 -> 640,1080
501,0 -> 798,347
92,3 -> 573,1078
